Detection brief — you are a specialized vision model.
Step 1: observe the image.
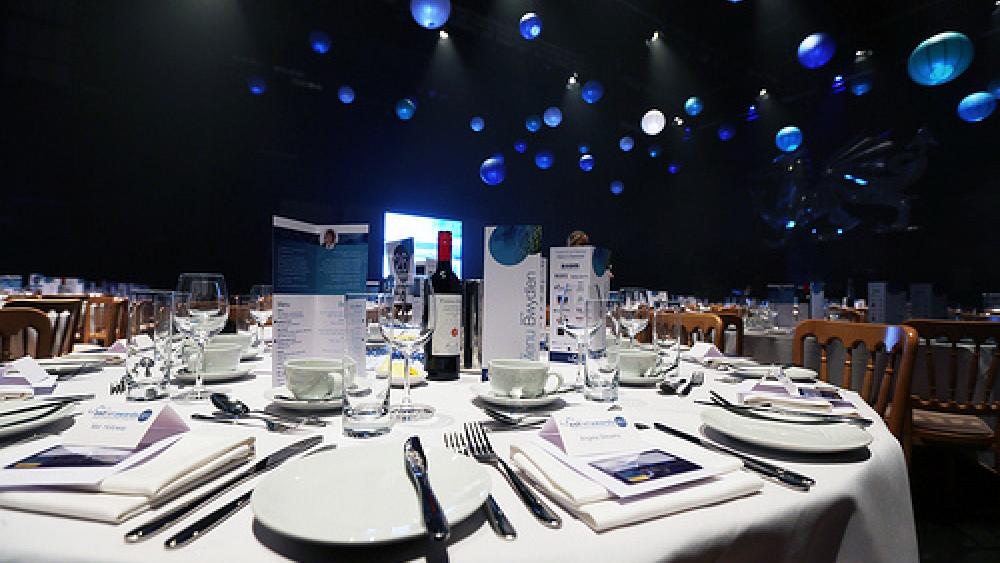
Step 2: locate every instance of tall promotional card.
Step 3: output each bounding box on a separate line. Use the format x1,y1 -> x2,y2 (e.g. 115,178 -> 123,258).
549,246 -> 612,363
482,226 -> 543,378
272,216 -> 368,386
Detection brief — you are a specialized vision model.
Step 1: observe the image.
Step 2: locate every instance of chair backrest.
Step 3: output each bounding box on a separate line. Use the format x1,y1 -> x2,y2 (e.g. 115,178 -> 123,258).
656,312 -> 725,349
716,312 -> 744,356
792,319 -> 918,439
902,319 -> 1000,416
827,306 -> 865,323
0,308 -> 54,361
3,298 -> 83,356
81,296 -> 128,346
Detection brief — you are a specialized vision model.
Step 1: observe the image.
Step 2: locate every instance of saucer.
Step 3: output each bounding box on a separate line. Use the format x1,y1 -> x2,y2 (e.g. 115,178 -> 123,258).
619,373 -> 663,387
474,383 -> 562,408
175,368 -> 252,383
270,387 -> 343,411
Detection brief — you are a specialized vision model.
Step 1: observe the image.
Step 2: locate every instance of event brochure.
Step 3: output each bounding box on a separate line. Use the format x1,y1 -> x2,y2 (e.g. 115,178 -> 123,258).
548,245 -> 612,364
272,216 -> 369,386
535,411 -> 737,499
482,226 -> 544,378
736,380 -> 859,414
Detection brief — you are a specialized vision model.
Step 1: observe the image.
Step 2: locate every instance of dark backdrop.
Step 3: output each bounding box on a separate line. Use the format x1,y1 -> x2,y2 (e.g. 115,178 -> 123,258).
2,0 -> 998,303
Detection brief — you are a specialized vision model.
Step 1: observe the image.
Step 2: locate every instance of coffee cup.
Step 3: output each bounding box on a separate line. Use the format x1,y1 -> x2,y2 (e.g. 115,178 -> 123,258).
488,359 -> 563,399
617,349 -> 657,377
201,343 -> 242,373
284,358 -> 356,400
210,333 -> 254,356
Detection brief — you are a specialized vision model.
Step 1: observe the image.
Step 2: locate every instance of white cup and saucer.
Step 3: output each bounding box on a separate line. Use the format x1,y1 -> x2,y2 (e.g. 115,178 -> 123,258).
476,359 -> 565,408
177,343 -> 252,382
617,349 -> 661,387
271,358 -> 355,411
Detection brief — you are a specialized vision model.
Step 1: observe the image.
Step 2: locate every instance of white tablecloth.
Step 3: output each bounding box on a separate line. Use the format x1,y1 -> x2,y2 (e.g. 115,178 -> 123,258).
0,355 -> 918,563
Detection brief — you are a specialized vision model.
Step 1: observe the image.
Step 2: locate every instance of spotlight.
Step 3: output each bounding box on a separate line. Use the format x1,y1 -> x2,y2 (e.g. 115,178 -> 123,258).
785,220 -> 796,229
566,73 -> 579,89
758,88 -> 769,98
651,30 -> 659,41
836,228 -> 844,235
673,116 -> 684,126
439,30 -> 449,39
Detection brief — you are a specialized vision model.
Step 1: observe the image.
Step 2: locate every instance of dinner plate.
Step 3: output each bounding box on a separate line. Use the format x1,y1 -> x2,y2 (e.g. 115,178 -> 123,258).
175,368 -> 253,383
619,373 -> 663,387
269,387 -> 343,411
252,443 -> 490,544
700,408 -> 873,453
474,383 -> 562,408
0,401 -> 77,439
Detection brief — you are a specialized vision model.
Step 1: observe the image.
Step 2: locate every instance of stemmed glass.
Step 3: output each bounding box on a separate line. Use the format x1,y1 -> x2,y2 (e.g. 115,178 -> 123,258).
617,287 -> 650,348
249,284 -> 273,348
647,290 -> 671,353
557,289 -> 606,390
380,277 -> 434,421
174,273 -> 228,401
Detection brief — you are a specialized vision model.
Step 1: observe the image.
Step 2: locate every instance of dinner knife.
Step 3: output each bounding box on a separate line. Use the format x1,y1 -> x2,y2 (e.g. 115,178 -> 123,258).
404,436 -> 450,541
646,422 -> 815,491
125,435 -> 321,544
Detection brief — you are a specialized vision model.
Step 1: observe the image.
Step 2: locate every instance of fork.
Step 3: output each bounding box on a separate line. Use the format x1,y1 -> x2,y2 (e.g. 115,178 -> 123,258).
444,433 -> 517,540
464,422 -> 562,528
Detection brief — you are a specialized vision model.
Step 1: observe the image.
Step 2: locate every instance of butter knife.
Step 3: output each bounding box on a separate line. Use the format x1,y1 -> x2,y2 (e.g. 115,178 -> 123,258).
404,436 -> 450,541
125,435 -> 321,544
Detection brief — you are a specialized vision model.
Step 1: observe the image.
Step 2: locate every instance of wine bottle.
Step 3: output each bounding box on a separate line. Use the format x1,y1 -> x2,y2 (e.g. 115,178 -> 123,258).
425,231 -> 462,380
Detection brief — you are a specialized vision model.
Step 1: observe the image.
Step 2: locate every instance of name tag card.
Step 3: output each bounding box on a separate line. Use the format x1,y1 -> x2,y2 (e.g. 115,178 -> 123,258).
6,357 -> 57,391
686,342 -> 723,361
63,403 -> 189,450
539,410 -> 642,457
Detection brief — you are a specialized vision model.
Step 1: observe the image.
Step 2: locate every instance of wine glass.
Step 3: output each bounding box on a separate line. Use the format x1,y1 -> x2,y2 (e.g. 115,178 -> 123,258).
617,287 -> 650,348
647,290 -> 671,353
174,273 -> 228,401
249,284 -> 273,348
557,289 -> 606,390
380,277 -> 434,421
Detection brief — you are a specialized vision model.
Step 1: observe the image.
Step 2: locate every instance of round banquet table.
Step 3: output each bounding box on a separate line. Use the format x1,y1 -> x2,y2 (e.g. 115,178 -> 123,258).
0,353 -> 918,563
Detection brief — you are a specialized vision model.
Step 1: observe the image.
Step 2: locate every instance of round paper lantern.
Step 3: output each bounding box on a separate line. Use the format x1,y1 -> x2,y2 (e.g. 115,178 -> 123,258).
337,86 -> 355,104
470,116 -> 485,132
395,98 -> 417,120
543,107 -> 562,127
648,145 -> 661,158
957,92 -> 996,122
579,154 -> 595,172
717,123 -> 735,141
578,144 -> 590,154
525,115 -> 541,132
519,13 -> 541,40
907,31 -> 973,86
797,33 -> 836,69
668,163 -> 680,174
640,109 -> 666,135
610,181 -> 624,195
309,30 -> 331,54
514,140 -> 527,153
775,126 -> 803,152
534,150 -> 554,170
247,76 -> 266,95
619,136 -> 635,151
581,80 -> 604,104
480,156 -> 505,186
684,97 -> 703,116
410,0 -> 451,30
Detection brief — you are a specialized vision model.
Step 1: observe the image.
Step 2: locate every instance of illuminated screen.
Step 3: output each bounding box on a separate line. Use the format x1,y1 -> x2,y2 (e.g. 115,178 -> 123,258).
383,212 -> 463,278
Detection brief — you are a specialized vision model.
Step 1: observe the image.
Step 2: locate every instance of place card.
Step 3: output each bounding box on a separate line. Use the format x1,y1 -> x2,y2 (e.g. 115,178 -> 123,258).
685,342 -> 723,361
539,410 -> 642,458
5,357 -> 56,391
62,403 -> 189,450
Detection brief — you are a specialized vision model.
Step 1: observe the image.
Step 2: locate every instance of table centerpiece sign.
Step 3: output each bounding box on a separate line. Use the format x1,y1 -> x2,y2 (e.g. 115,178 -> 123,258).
548,245 -> 612,364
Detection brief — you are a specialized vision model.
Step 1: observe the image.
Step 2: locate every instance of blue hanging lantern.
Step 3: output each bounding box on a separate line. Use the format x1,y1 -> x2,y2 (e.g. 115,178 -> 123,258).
543,107 -> 562,127
525,115 -> 541,132
470,116 -> 485,132
775,126 -> 803,152
480,156 -> 505,186
535,150 -> 554,170
907,31 -> 973,86
668,163 -> 680,174
619,136 -> 634,152
519,13 -> 541,40
410,0 -> 451,30
717,123 -> 735,141
308,31 -> 331,54
337,85 -> 355,104
797,33 -> 836,69
850,78 -> 872,96
247,76 -> 266,95
395,98 -> 417,120
610,181 -> 624,195
514,140 -> 527,153
648,145 -> 661,158
579,154 -> 595,172
684,97 -> 703,116
578,144 -> 590,154
957,92 -> 996,123
581,81 -> 604,104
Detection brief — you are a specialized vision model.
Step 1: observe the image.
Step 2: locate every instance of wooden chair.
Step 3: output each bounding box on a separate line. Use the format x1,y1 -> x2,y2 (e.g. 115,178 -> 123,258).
81,296 -> 128,346
792,320 -> 918,444
717,312 -> 745,356
902,320 -> 1000,470
0,308 -> 54,361
3,298 -> 83,356
655,312 -> 725,349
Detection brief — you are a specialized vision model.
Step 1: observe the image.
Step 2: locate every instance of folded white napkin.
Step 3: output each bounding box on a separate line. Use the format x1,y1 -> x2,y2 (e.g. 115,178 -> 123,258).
0,434 -> 254,523
510,442 -> 761,532
742,394 -> 834,413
